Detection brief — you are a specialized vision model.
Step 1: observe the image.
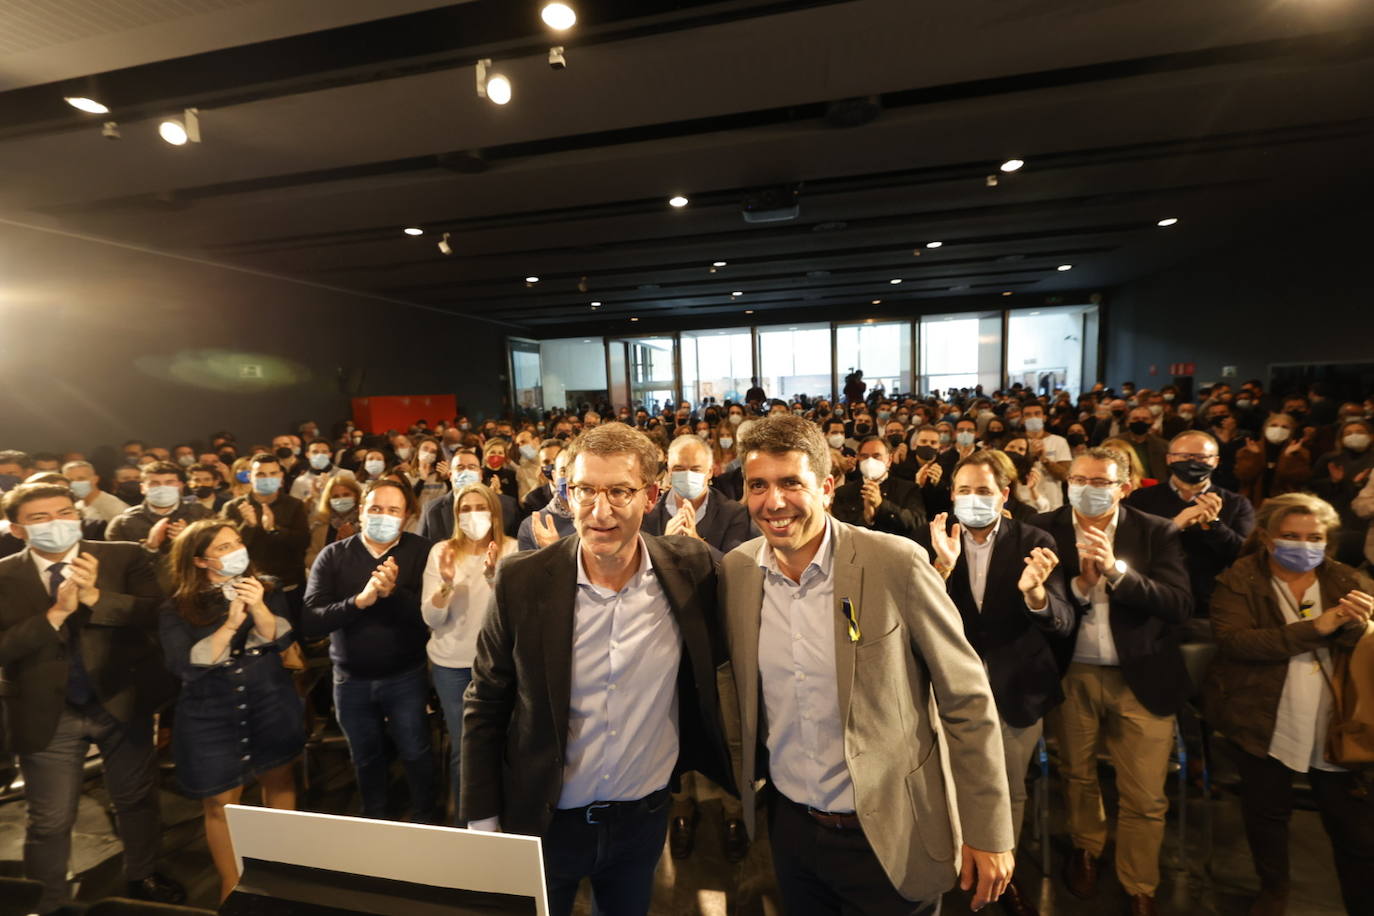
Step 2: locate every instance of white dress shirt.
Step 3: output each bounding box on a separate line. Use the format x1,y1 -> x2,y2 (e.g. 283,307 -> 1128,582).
31,542 -> 79,595
1070,508 -> 1121,666
962,519 -> 1001,611
756,520 -> 855,813
78,490 -> 129,524
420,539 -> 517,668
558,537 -> 682,808
1268,578 -> 1343,773
664,485 -> 710,518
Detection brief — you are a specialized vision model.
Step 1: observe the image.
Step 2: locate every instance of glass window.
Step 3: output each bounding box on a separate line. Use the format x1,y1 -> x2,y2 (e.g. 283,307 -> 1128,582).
1006,304 -> 1099,397
920,312 -> 1001,396
622,336 -> 677,412
681,328 -> 753,407
540,337 -> 607,410
509,338 -> 542,414
836,321 -> 912,401
758,323 -> 831,402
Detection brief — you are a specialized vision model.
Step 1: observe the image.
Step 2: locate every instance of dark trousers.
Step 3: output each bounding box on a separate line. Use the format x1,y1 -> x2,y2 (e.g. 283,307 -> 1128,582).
332,664 -> 436,822
18,707 -> 161,913
769,795 -> 939,916
1231,744 -> 1374,913
542,792 -> 671,916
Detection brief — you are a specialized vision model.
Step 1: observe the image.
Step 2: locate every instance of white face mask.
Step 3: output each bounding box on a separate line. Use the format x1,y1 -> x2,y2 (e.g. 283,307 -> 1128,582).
1264,425 -> 1292,444
395,447 -> 413,461
1344,432 -> 1371,452
826,434 -> 845,449
457,510 -> 493,540
859,457 -> 886,480
718,437 -> 733,449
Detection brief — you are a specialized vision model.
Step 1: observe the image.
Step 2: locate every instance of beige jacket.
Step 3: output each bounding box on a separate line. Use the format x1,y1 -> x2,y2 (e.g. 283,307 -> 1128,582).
717,522 -> 1013,902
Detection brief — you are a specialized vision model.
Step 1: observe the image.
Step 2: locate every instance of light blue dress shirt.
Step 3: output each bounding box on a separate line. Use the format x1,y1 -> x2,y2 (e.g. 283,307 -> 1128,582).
558,537 -> 682,809
756,519 -> 856,813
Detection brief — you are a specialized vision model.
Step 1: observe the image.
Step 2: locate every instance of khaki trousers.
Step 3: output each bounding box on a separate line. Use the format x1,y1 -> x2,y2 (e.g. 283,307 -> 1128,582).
1000,718 -> 1043,844
1056,662 -> 1175,896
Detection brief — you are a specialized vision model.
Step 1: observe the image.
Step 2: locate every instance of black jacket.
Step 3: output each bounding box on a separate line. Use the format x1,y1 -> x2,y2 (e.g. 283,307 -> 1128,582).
461,534 -> 734,835
222,493 -> 311,588
420,490 -> 520,541
641,488 -> 755,558
918,518 -> 1074,728
0,541 -> 174,753
1030,504 -> 1195,716
1126,482 -> 1255,615
831,474 -> 926,538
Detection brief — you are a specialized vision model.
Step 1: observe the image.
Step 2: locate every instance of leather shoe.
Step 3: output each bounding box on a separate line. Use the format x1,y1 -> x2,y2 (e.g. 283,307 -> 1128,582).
1064,848 -> 1099,899
669,813 -> 697,859
1127,893 -> 1157,915
998,876 -> 1039,916
1248,889 -> 1288,916
126,873 -> 187,905
722,817 -> 750,864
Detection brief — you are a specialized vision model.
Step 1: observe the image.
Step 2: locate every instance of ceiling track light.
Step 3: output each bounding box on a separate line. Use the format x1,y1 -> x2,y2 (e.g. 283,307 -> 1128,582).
1057,264 -> 1073,271
476,59 -> 512,105
925,241 -> 943,248
403,227 -> 424,236
1157,217 -> 1179,227
158,108 -> 200,146
64,96 -> 109,114
437,233 -> 453,255
668,195 -> 689,208
541,2 -> 577,30
999,158 -> 1025,172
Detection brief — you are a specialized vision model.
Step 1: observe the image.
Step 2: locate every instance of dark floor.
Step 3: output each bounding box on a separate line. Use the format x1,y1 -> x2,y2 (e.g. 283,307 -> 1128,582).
0,727 -> 1350,915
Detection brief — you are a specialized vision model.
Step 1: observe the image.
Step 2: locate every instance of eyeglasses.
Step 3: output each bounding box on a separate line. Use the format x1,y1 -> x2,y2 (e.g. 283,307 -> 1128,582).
568,484 -> 643,508
1067,476 -> 1121,489
1165,452 -> 1215,462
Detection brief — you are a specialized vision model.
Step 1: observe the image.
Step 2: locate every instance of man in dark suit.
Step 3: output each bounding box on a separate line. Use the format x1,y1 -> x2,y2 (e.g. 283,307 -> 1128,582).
461,425 -> 732,916
0,483 -> 182,913
1119,406 -> 1171,481
921,452 -> 1073,916
830,435 -> 925,538
420,448 -> 519,541
517,439 -> 563,517
1126,430 -> 1255,622
1030,448 -> 1193,916
516,448 -> 576,551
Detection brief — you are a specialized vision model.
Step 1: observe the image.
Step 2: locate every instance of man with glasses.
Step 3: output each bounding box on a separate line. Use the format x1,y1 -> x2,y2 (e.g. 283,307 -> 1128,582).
461,424 -> 731,916
1030,448 -> 1192,915
1127,431 -> 1255,621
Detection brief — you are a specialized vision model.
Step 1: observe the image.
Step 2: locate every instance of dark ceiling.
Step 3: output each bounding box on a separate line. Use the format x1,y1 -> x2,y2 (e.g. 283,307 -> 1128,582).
2,0 -> 1373,337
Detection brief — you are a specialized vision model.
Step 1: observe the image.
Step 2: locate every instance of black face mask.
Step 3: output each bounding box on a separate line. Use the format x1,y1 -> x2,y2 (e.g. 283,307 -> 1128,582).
985,428 -> 1005,439
115,481 -> 143,503
886,434 -> 904,449
541,465 -> 554,480
554,432 -> 570,441
914,445 -> 938,463
1128,420 -> 1152,436
1111,409 -> 1125,419
854,424 -> 871,437
274,446 -> 294,461
1168,459 -> 1214,485
1066,433 -> 1086,448
192,485 -> 216,499
1209,415 -> 1229,427
1287,409 -> 1307,422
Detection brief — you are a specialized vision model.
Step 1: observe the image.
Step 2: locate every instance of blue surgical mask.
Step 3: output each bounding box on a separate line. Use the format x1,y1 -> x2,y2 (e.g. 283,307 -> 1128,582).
955,431 -> 976,447
215,547 -> 250,577
1272,540 -> 1326,573
953,494 -> 1000,529
556,478 -> 570,503
329,496 -> 356,514
252,476 -> 282,496
1068,483 -> 1117,518
70,480 -> 93,500
519,444 -> 537,461
146,484 -> 181,508
364,459 -> 386,477
309,452 -> 331,471
452,469 -> 481,489
671,470 -> 707,501
235,470 -> 251,484
363,513 -> 402,544
25,519 -> 83,554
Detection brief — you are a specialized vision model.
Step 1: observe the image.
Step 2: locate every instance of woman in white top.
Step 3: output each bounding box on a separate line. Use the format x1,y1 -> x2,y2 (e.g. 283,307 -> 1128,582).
1207,492 -> 1374,915
420,483 -> 517,821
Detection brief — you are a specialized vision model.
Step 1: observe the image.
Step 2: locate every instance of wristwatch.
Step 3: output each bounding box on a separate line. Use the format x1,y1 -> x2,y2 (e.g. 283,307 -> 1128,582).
1104,559 -> 1128,587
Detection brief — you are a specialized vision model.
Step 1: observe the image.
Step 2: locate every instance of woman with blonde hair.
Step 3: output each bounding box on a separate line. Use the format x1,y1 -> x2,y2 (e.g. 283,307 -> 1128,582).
1207,492 -> 1374,914
228,456 -> 253,500
1101,437 -> 1150,489
306,475 -> 362,570
420,482 -> 517,820
480,438 -> 517,496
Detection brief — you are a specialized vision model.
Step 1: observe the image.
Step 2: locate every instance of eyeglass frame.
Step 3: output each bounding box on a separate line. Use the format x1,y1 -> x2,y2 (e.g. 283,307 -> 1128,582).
567,482 -> 648,508
1066,475 -> 1122,489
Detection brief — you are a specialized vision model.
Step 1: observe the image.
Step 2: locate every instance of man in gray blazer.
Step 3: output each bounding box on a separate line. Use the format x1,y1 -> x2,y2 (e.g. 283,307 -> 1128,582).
718,415 -> 1014,915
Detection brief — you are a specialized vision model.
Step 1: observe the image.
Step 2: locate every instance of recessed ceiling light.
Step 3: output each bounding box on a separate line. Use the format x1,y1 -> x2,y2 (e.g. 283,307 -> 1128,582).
925,241 -> 943,249
403,227 -> 423,236
590,301 -> 601,308
669,195 -> 689,208
731,291 -> 743,297
525,276 -> 539,283
871,299 -> 882,305
712,260 -> 727,267
744,309 -> 754,314
64,97 -> 108,114
1157,217 -> 1179,227
629,317 -> 639,322
889,278 -> 902,285
1057,264 -> 1073,271
1002,290 -> 1013,296
541,3 -> 577,30
1000,158 -> 1025,172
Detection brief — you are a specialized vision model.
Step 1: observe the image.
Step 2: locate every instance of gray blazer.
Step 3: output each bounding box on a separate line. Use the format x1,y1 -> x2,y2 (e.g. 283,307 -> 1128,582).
718,522 -> 1013,902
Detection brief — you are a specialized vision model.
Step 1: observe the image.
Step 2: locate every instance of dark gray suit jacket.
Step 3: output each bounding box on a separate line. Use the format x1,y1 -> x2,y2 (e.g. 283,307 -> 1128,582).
641,487 -> 755,558
419,490 -> 519,541
0,541 -> 173,754
460,534 -> 733,836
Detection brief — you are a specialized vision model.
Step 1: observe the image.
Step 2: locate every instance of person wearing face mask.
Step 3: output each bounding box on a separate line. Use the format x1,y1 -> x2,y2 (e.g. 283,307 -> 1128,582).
307,476 -> 362,570
1029,448 -> 1192,914
222,454 -> 311,626
1088,398 -> 1130,445
518,448 -> 577,551
1309,417 -> 1374,567
937,418 -> 981,483
643,435 -> 753,558
1127,431 -> 1256,622
352,449 -> 391,487
481,439 -> 518,496
421,484 -> 517,823
921,453 -> 1073,916
159,520 -> 304,901
823,418 -> 850,454
303,479 -> 437,822
185,463 -> 230,514
270,434 -> 301,484
107,462 -> 212,578
831,436 -> 926,538
894,425 -> 951,516
511,430 -> 544,500
290,439 -> 356,503
421,449 -> 520,542
0,483 -> 184,912
1206,493 -> 1374,916
409,436 -> 449,519
1235,413 -> 1313,508
62,459 -> 130,523
519,440 -> 564,516
1120,406 -> 1170,481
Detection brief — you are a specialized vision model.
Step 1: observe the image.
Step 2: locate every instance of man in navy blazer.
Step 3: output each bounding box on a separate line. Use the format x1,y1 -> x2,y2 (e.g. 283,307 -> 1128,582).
641,435 -> 754,559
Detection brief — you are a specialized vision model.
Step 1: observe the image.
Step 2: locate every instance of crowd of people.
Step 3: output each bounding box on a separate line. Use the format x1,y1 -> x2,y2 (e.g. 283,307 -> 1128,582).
0,374 -> 1371,916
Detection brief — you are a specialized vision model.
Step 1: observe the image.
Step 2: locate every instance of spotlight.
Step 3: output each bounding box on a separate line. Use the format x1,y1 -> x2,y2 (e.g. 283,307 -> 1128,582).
1002,290 -> 1013,296
629,317 -> 639,322
590,301 -> 602,308
1000,158 -> 1024,172
101,120 -> 121,140
548,47 -> 567,70
64,97 -> 109,114
1157,217 -> 1179,227
404,227 -> 424,236
1057,264 -> 1073,271
889,278 -> 902,285
541,2 -> 577,30
437,233 -> 453,255
669,195 -> 689,208
525,276 -> 540,284
731,291 -> 743,297
476,60 -> 512,105
871,299 -> 881,305
925,241 -> 943,248
744,309 -> 754,315
985,174 -> 999,187
712,261 -> 727,267
158,108 -> 201,146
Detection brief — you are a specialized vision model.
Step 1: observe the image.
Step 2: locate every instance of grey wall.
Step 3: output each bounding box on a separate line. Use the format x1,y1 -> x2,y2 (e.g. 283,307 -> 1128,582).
0,220 -> 510,453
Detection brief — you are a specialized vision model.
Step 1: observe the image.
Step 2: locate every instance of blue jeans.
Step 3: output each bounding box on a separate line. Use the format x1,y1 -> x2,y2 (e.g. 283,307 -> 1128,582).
430,664 -> 472,821
542,793 -> 671,916
332,664 -> 437,822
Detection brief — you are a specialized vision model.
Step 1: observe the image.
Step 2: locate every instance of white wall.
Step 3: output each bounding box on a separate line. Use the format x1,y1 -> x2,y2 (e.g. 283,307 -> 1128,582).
541,337 -> 607,409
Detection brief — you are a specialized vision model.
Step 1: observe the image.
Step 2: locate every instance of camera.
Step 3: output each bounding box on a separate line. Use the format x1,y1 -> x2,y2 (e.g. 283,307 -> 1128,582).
548,46 -> 566,70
